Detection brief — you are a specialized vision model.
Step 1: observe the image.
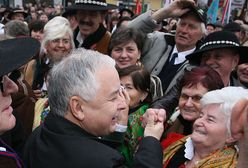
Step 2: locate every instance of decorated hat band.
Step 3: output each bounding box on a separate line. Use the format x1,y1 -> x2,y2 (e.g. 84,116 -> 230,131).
75,0 -> 107,6
200,40 -> 240,49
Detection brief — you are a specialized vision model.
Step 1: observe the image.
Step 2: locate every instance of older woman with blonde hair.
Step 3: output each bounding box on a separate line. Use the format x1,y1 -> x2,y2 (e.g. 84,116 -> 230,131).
32,16 -> 74,92
40,16 -> 75,63
162,87 -> 248,168
32,16 -> 75,129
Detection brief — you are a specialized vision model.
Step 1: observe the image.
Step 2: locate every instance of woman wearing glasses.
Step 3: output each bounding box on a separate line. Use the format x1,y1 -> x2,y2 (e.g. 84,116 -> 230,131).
161,66 -> 224,139
32,16 -> 75,130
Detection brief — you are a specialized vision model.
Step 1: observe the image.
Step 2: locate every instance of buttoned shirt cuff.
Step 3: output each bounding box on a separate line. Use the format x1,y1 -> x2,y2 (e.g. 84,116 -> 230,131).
115,124 -> 127,132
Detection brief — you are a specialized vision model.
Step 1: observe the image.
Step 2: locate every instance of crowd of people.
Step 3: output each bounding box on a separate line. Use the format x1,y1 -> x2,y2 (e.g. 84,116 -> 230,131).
0,0 -> 248,167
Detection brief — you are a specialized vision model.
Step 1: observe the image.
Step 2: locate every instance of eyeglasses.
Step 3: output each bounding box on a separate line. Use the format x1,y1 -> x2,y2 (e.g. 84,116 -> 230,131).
51,38 -> 71,45
180,93 -> 202,103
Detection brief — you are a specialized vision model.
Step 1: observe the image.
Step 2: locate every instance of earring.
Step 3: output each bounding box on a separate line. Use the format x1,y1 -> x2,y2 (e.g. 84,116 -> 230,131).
136,59 -> 142,67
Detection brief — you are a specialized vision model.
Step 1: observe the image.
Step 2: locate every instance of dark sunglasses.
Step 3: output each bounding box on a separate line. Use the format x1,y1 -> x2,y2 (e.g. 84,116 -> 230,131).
0,76 -> 3,92
0,70 -> 21,92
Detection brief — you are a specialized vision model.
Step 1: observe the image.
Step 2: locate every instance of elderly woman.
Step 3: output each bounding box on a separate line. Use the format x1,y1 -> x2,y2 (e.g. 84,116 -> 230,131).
163,66 -> 224,137
41,16 -> 75,65
162,87 -> 248,167
32,16 -> 74,91
108,27 -> 145,69
32,16 -> 74,129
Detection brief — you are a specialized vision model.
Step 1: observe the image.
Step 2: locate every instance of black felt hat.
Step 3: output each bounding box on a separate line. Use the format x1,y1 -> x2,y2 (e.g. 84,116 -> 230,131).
62,10 -> 76,18
0,37 -> 40,77
186,31 -> 248,65
119,8 -> 134,18
223,22 -> 242,32
66,0 -> 117,11
8,8 -> 28,20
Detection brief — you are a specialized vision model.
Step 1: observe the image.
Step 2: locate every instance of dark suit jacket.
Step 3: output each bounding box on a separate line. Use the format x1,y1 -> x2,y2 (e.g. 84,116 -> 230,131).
23,113 -> 163,168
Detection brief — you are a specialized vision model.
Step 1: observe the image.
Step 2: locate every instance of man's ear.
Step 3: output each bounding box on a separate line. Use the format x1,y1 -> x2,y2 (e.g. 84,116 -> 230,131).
231,99 -> 248,140
69,96 -> 85,121
232,55 -> 240,68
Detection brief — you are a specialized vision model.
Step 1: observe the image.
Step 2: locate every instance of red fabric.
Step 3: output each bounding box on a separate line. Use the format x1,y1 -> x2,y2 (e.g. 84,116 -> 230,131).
178,164 -> 186,168
161,133 -> 185,150
135,0 -> 142,14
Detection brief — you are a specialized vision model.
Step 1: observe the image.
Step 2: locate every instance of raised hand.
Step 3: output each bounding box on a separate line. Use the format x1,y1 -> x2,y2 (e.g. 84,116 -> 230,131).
144,108 -> 166,140
152,0 -> 195,22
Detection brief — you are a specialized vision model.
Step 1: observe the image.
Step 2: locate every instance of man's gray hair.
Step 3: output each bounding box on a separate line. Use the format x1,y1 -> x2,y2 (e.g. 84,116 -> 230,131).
41,16 -> 75,53
200,87 -> 248,135
5,20 -> 29,38
48,48 -> 116,116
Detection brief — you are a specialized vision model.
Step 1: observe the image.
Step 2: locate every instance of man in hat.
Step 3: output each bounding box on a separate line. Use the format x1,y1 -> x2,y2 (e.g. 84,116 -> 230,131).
66,0 -> 117,54
186,30 -> 248,86
0,37 -> 40,167
23,48 -> 166,168
148,30 -> 248,122
8,8 -> 28,22
128,0 -> 206,94
223,22 -> 243,43
119,8 -> 134,19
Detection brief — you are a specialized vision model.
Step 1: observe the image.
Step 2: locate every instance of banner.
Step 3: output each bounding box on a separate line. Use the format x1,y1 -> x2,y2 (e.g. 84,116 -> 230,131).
220,0 -> 231,24
207,0 -> 220,23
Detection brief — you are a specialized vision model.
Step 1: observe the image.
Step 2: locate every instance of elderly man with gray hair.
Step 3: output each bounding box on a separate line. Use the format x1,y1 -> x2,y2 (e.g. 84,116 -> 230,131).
23,48 -> 166,168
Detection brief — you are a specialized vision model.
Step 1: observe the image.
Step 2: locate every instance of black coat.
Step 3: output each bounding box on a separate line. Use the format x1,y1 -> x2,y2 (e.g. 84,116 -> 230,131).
0,138 -> 24,168
23,113 -> 163,168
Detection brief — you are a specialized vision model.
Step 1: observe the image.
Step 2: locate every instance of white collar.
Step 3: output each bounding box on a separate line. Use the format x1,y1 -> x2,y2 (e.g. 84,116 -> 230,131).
0,147 -> 6,151
172,46 -> 195,64
76,31 -> 84,47
184,137 -> 194,160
